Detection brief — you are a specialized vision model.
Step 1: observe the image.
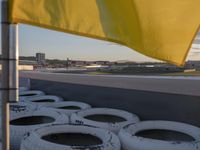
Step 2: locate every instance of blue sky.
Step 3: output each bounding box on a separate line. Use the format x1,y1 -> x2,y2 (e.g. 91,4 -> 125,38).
0,23 -> 199,62
18,24 -> 158,62
16,24 -> 199,62
0,2 -> 199,63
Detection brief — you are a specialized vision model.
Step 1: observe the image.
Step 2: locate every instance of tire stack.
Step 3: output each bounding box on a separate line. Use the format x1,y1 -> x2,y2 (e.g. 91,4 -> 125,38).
40,101 -> 92,115
0,107 -> 69,150
19,90 -> 45,101
21,95 -> 64,104
21,125 -> 121,150
118,121 -> 200,150
15,86 -> 140,150
70,108 -> 140,133
3,85 -> 200,150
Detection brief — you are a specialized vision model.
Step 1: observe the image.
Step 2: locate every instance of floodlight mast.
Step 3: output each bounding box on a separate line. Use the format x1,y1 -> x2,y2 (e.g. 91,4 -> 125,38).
1,0 -> 19,150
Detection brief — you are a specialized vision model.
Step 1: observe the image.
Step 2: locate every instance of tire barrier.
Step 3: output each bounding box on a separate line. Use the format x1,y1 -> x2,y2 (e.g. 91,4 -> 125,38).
70,108 -> 140,133
19,91 -> 45,101
118,121 -> 200,150
10,102 -> 39,115
41,101 -> 91,115
21,95 -> 63,104
0,102 -> 38,117
20,124 -> 121,150
0,108 -> 69,150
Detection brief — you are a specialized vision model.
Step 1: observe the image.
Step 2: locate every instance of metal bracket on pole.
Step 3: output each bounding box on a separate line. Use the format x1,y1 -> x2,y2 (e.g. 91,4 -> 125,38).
1,0 -> 19,149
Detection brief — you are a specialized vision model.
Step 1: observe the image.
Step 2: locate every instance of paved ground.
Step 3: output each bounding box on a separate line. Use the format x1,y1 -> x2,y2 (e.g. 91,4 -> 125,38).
20,71 -> 200,96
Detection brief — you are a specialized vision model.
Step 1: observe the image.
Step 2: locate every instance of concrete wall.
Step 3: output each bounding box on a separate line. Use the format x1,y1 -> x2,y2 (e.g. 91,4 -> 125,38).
30,79 -> 200,127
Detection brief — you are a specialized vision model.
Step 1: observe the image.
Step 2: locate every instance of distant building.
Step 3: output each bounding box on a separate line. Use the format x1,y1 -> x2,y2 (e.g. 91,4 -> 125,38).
70,60 -> 111,67
185,61 -> 200,69
94,61 -> 110,65
70,60 -> 87,67
36,53 -> 45,65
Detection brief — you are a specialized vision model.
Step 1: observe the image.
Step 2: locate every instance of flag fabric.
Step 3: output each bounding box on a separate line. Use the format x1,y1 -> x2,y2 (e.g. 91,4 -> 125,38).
9,0 -> 200,66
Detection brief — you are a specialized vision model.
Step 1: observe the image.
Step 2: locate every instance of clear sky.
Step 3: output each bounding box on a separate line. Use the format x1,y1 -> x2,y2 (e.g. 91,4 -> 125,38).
17,24 -> 200,62
18,24 -> 158,62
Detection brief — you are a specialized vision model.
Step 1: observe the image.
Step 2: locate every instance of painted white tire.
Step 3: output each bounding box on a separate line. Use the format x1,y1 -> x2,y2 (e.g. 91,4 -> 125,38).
19,91 -> 45,101
10,102 -> 39,115
19,87 -> 30,92
0,102 -> 39,134
41,101 -> 91,115
1,108 -> 69,150
22,95 -> 63,104
20,125 -> 121,150
70,108 -> 140,133
118,121 -> 200,150
0,102 -> 39,118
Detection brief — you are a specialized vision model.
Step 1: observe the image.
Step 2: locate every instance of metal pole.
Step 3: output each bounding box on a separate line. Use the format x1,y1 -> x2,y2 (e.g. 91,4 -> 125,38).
1,0 -> 19,149
9,24 -> 19,102
1,1 -> 10,149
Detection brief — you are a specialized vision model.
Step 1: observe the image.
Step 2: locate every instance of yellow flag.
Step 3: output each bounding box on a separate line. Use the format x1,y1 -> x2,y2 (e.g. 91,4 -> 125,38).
9,0 -> 200,66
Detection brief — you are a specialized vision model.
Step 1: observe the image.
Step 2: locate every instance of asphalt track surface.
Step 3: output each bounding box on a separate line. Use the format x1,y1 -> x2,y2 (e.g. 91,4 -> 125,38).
20,71 -> 200,96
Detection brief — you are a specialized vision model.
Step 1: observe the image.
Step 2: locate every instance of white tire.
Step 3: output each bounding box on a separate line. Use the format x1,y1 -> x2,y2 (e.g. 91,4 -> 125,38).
118,121 -> 200,150
0,102 -> 38,117
19,87 -> 30,92
19,91 -> 45,101
10,102 -> 39,115
20,124 -> 121,150
70,108 -> 140,133
0,102 -> 39,137
0,108 -> 69,150
41,101 -> 91,115
22,95 -> 63,104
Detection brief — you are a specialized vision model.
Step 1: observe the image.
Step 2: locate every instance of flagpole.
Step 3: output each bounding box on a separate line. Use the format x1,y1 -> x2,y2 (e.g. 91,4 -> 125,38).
1,0 -> 19,149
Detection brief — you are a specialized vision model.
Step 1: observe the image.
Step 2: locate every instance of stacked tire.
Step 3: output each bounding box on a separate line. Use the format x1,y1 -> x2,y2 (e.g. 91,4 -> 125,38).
0,102 -> 39,120
10,102 -> 39,115
71,108 -> 140,133
0,108 -> 69,150
10,85 -> 200,150
21,125 -> 121,150
40,101 -> 91,115
19,91 -> 45,101
21,95 -> 64,104
118,121 -> 200,150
